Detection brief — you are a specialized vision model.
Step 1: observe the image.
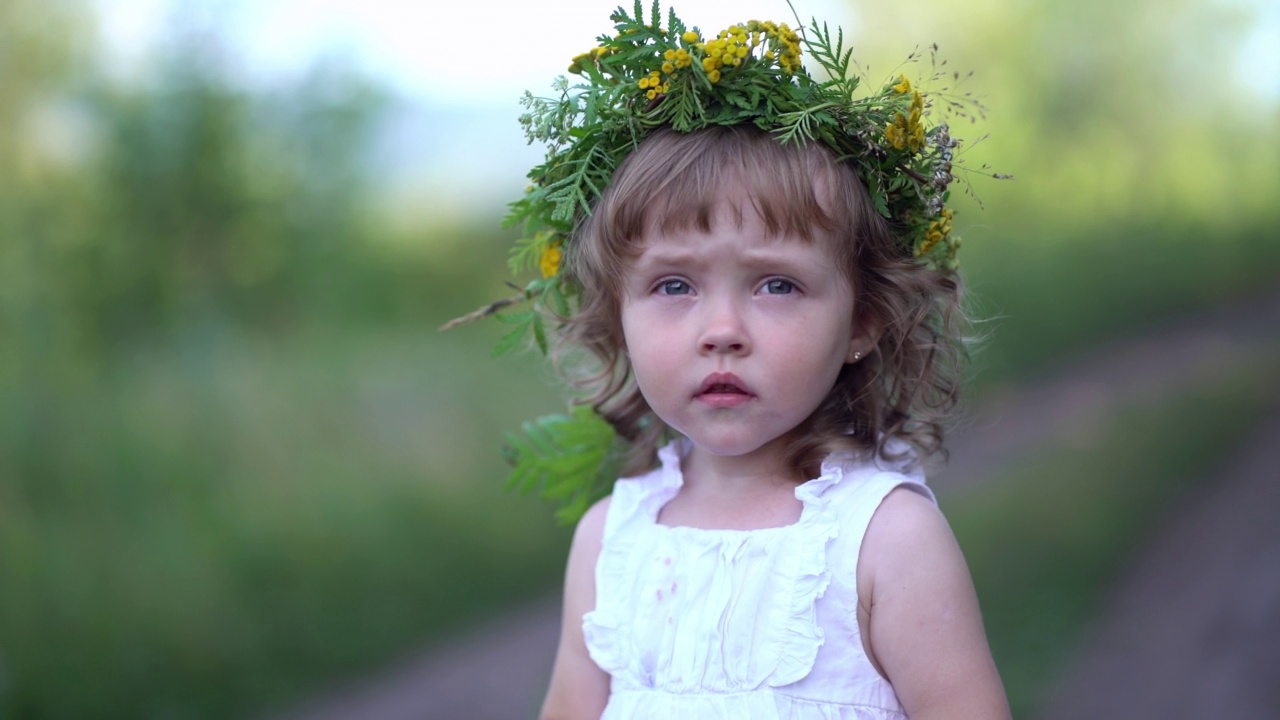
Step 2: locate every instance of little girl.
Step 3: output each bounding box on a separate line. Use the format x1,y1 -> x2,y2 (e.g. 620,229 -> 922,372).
449,6 -> 1010,718
538,121 -> 1008,717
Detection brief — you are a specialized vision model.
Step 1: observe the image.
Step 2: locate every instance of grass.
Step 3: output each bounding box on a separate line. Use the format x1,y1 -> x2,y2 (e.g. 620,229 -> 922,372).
0,329 -> 571,719
959,216 -> 1280,385
944,359 -> 1280,717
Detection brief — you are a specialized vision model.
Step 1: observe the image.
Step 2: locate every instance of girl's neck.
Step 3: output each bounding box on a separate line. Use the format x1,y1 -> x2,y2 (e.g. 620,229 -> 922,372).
680,442 -> 792,494
655,440 -> 804,531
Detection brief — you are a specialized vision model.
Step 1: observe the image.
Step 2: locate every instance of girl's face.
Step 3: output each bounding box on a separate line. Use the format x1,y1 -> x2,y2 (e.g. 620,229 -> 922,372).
619,188 -> 875,467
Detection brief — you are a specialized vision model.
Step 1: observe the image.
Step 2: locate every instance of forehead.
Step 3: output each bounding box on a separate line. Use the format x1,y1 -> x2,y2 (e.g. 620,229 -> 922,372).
644,165 -> 839,247
602,127 -> 857,254
634,189 -> 842,262
628,231 -> 845,288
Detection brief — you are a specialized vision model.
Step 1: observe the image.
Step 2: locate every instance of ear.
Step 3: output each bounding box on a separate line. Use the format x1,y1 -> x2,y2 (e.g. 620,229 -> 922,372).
845,308 -> 882,364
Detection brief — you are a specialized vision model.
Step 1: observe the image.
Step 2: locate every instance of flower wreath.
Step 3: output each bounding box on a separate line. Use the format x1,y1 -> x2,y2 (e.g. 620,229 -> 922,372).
443,1 -> 1005,523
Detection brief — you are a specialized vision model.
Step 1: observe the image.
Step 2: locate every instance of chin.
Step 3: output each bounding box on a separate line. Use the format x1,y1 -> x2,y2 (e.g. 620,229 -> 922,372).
683,433 -> 779,459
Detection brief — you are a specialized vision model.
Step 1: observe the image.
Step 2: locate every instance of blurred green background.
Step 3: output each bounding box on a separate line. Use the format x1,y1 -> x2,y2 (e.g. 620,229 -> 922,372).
1,0 -> 1276,717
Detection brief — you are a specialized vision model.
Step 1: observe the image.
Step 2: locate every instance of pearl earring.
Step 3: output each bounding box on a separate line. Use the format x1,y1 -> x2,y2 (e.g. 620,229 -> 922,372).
853,351 -> 862,361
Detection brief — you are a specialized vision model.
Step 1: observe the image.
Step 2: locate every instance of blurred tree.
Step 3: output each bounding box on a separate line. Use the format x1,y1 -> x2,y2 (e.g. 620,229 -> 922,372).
1,6 -> 388,367
77,28 -> 387,348
0,11 -> 393,714
0,0 -> 96,370
849,0 -> 1278,227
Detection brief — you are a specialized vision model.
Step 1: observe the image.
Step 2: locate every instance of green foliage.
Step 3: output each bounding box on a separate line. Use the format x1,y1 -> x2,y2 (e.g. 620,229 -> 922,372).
505,405 -> 621,524
493,308 -> 549,356
962,216 -> 1280,385
0,7 -> 541,719
0,330 -> 569,720
1,19 -> 386,367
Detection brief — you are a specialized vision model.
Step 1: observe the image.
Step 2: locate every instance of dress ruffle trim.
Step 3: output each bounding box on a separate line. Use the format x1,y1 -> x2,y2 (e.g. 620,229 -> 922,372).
772,440 -> 925,684
771,457 -> 844,685
582,444 -> 684,674
586,440 -> 876,686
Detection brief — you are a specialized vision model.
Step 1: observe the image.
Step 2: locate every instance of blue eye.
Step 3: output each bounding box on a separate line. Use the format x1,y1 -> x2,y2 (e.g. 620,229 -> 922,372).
762,279 -> 795,295
658,279 -> 692,295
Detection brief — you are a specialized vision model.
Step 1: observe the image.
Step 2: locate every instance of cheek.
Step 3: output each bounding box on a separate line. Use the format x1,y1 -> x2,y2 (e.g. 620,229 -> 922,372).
619,309 -> 660,373
782,317 -> 854,390
619,306 -> 640,355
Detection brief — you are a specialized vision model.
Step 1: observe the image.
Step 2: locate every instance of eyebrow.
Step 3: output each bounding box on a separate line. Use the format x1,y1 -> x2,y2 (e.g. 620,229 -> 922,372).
632,245 -> 826,272
629,247 -> 699,268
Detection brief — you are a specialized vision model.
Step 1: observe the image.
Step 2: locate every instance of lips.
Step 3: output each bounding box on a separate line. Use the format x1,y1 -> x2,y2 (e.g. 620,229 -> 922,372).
695,372 -> 754,407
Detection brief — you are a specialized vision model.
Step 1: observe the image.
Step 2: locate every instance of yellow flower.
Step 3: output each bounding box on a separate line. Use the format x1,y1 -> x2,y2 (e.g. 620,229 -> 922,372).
647,88 -> 658,100
569,45 -> 613,73
892,74 -> 911,94
682,30 -> 700,44
886,91 -> 927,152
662,61 -> 675,74
638,77 -> 651,89
539,243 -> 563,278
916,209 -> 955,257
709,68 -> 721,83
885,121 -> 906,150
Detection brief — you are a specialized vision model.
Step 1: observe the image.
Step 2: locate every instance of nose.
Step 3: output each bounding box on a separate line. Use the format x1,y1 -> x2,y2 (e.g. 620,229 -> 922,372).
698,296 -> 750,355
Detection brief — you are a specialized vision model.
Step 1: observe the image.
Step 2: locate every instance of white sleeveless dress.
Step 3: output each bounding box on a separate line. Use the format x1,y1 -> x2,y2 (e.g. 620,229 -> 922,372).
582,440 -> 935,719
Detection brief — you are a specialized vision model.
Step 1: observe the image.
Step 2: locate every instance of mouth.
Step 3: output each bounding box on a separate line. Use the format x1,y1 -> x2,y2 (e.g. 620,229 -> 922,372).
696,372 -> 753,399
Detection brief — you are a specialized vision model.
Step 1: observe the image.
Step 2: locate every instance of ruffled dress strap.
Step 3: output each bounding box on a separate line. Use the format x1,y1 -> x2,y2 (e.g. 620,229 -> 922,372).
598,442 -> 684,543
582,443 -> 684,675
765,445 -> 936,716
824,442 -> 937,551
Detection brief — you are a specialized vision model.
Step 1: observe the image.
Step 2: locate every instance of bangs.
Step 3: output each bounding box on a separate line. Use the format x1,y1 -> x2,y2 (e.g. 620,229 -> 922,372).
601,126 -> 860,247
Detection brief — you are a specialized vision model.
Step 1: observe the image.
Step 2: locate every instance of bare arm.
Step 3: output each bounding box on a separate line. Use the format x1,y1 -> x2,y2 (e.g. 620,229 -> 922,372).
540,497 -> 612,720
859,488 -> 1010,720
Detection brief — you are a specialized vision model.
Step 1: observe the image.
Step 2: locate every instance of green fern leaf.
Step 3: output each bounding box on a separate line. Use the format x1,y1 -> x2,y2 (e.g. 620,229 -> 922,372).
503,406 -> 619,525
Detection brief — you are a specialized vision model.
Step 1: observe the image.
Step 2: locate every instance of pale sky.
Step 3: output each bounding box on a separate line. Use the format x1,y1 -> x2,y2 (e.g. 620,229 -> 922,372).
90,0 -> 1279,220
96,0 -> 854,106
96,0 -> 1280,106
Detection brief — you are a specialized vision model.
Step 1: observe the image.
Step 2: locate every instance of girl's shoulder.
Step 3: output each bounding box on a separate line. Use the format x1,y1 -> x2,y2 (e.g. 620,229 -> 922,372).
565,494 -> 612,583
854,483 -> 1008,717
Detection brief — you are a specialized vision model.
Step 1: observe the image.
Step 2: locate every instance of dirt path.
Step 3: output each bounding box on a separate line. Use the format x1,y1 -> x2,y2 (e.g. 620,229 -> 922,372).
1035,406 -> 1280,719
274,292 -> 1280,720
